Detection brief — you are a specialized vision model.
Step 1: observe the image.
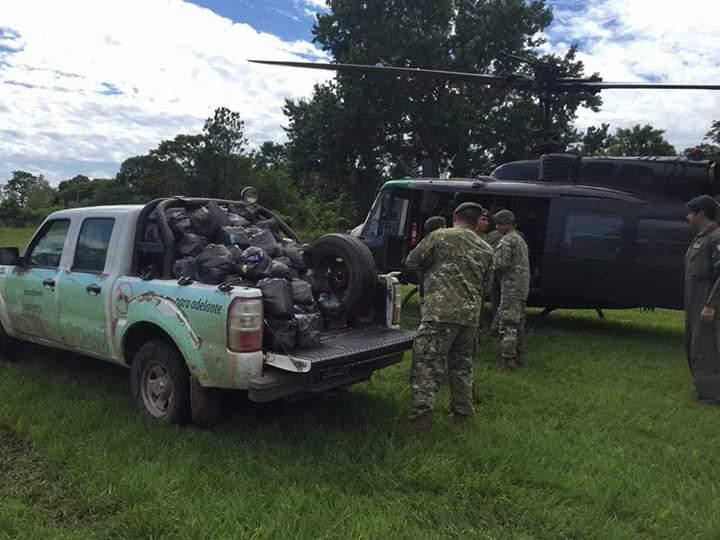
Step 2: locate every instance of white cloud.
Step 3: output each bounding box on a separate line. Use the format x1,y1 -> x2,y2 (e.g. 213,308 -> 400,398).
0,0 -> 332,183
545,0 -> 720,151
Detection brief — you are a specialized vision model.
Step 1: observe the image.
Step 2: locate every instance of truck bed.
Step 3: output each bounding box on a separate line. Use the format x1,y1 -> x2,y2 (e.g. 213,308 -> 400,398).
293,325 -> 415,367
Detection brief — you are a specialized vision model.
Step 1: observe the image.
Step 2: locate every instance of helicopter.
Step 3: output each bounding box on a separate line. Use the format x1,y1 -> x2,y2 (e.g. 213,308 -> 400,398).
249,56 -> 720,313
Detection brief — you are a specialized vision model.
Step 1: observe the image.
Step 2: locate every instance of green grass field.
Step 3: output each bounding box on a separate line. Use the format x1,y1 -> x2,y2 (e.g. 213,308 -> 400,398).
0,226 -> 716,539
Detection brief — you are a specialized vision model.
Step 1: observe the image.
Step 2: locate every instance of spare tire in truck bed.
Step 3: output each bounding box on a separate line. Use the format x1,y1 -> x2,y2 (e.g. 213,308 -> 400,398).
310,233 -> 377,318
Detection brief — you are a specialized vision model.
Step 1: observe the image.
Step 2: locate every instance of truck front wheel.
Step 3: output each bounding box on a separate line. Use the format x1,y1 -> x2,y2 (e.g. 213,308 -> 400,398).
130,339 -> 190,424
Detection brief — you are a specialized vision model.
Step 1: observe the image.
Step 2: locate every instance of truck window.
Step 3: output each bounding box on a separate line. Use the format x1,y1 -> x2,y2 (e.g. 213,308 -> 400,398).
26,219 -> 70,268
562,213 -> 623,259
73,218 -> 115,273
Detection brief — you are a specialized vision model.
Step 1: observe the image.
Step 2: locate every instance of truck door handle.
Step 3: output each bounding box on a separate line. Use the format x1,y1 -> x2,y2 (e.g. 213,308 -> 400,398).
86,283 -> 101,295
42,278 -> 55,288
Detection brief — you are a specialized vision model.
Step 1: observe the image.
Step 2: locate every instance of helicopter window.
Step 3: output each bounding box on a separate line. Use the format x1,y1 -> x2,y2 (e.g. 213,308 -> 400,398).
387,197 -> 409,237
634,218 -> 691,266
364,191 -> 389,237
562,214 -> 623,259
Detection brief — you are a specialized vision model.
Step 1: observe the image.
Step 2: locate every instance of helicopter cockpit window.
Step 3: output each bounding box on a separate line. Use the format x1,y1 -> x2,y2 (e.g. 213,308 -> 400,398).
386,196 -> 409,237
364,191 -> 389,237
562,213 -> 623,259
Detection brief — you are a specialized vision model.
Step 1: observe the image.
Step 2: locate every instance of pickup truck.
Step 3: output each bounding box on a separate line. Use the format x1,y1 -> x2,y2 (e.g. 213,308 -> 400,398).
0,196 -> 415,424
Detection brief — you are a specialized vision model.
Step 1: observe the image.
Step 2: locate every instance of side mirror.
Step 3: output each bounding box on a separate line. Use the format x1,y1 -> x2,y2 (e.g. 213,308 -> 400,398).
0,247 -> 20,266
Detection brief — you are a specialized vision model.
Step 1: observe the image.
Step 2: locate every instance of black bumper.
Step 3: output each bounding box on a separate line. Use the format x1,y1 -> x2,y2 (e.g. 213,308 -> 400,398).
248,327 -> 415,402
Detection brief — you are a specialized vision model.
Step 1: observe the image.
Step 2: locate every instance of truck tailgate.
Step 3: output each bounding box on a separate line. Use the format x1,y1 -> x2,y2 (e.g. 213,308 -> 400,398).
292,326 -> 415,367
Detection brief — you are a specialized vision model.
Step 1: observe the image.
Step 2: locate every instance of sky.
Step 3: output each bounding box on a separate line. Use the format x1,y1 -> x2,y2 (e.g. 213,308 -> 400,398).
1,0 -> 719,184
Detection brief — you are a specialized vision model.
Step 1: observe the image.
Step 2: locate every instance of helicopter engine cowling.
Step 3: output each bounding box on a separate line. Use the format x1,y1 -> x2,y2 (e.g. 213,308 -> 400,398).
491,154 -> 718,202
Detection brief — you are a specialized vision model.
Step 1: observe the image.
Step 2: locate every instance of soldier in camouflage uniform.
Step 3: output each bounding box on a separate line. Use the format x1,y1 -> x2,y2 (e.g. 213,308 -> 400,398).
404,202 -> 493,431
493,209 -> 530,370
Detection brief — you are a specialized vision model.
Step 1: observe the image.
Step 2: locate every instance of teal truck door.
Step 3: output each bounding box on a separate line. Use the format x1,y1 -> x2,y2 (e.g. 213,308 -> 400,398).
56,217 -> 115,358
4,219 -> 70,342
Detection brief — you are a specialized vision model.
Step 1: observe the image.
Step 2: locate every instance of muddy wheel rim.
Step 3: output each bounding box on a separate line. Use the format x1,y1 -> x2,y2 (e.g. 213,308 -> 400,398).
141,360 -> 174,418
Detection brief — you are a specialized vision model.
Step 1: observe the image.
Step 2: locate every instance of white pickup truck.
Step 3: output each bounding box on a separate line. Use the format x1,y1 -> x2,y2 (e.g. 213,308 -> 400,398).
0,196 -> 414,424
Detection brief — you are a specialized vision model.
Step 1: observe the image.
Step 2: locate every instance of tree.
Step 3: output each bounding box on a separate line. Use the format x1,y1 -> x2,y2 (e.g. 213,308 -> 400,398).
569,123 -> 611,156
285,0 -> 600,216
252,141 -> 288,169
2,171 -> 48,207
607,124 -> 676,157
707,120 -> 720,145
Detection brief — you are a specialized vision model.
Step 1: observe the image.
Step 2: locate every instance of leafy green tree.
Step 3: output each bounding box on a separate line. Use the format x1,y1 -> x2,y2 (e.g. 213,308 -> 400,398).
252,141 -> 288,169
707,120 -> 720,145
569,123 -> 611,156
2,171 -> 48,207
284,0 -> 600,216
607,124 -> 676,157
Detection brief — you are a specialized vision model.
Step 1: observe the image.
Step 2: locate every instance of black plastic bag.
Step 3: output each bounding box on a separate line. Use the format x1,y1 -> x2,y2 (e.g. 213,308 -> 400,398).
265,318 -> 297,352
318,293 -> 344,322
230,202 -> 259,222
227,212 -> 250,227
248,228 -> 280,257
256,217 -> 280,233
173,257 -> 196,279
238,246 -> 272,280
258,278 -> 294,319
195,244 -> 237,284
190,201 -> 231,239
284,244 -> 306,269
275,256 -> 300,279
177,233 -> 209,257
166,208 -> 192,238
270,260 -> 292,280
216,226 -> 251,247
295,312 -> 322,349
291,279 -> 314,305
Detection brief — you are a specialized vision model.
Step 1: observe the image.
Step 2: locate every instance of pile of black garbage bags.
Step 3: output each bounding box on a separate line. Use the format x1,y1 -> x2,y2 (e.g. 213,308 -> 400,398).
161,201 -> 327,352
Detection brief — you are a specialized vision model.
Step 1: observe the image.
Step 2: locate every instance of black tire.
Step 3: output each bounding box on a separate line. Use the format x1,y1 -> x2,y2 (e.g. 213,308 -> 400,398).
130,339 -> 190,425
0,323 -> 18,361
311,233 -> 377,317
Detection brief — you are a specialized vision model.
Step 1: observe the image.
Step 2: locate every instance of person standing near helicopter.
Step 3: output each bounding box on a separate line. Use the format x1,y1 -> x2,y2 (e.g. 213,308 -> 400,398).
492,209 -> 530,370
404,202 -> 493,431
684,195 -> 720,403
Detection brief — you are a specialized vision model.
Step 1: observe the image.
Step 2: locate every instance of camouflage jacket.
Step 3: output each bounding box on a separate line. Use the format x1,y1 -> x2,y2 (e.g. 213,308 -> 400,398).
494,229 -> 530,300
405,226 -> 493,327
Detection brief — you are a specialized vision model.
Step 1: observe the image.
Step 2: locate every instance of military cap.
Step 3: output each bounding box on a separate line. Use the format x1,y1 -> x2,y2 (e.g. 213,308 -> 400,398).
687,195 -> 718,214
454,202 -> 486,215
423,215 -> 446,233
493,209 -> 515,225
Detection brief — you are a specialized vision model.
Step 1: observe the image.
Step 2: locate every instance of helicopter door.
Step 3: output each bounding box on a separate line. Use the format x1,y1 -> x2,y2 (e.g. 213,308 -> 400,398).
543,198 -> 629,308
359,186 -> 412,271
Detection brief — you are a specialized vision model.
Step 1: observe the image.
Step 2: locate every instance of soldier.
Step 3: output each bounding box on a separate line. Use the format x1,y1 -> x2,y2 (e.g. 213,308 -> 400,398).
476,208 -> 491,240
493,209 -> 530,370
684,195 -> 720,403
404,202 -> 493,431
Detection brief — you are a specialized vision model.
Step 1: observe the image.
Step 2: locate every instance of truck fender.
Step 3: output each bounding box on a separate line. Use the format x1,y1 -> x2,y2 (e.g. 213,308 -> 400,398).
117,292 -> 205,380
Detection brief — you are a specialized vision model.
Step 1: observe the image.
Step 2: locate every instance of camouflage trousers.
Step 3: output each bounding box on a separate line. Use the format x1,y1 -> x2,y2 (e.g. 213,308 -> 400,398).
409,322 -> 476,420
498,298 -> 527,359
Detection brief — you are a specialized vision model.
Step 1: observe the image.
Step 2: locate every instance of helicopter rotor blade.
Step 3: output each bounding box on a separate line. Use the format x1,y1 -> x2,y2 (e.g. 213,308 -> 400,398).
557,81 -> 720,90
249,59 -> 534,87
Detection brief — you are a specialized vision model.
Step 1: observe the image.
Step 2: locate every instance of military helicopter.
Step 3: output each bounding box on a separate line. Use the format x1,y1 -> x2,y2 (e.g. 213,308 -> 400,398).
250,56 -> 720,313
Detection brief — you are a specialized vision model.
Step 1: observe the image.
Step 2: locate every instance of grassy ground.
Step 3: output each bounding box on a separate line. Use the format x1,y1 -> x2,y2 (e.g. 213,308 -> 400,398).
0,225 -> 716,538
0,227 -> 35,251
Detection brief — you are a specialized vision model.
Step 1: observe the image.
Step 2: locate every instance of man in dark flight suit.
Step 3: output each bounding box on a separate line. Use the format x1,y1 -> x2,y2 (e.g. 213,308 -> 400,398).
684,195 -> 720,403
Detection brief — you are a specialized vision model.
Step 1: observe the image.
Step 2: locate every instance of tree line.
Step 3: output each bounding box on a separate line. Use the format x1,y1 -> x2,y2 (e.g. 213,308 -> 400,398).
2,0 -> 720,233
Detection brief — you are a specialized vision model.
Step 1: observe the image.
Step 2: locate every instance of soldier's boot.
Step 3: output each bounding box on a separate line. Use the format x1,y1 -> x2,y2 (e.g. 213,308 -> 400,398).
501,357 -> 519,370
407,416 -> 431,433
450,412 -> 472,425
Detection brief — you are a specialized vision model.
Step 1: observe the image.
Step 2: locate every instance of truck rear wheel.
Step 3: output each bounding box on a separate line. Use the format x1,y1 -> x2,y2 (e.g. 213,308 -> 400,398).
130,339 -> 190,424
310,233 -> 377,317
